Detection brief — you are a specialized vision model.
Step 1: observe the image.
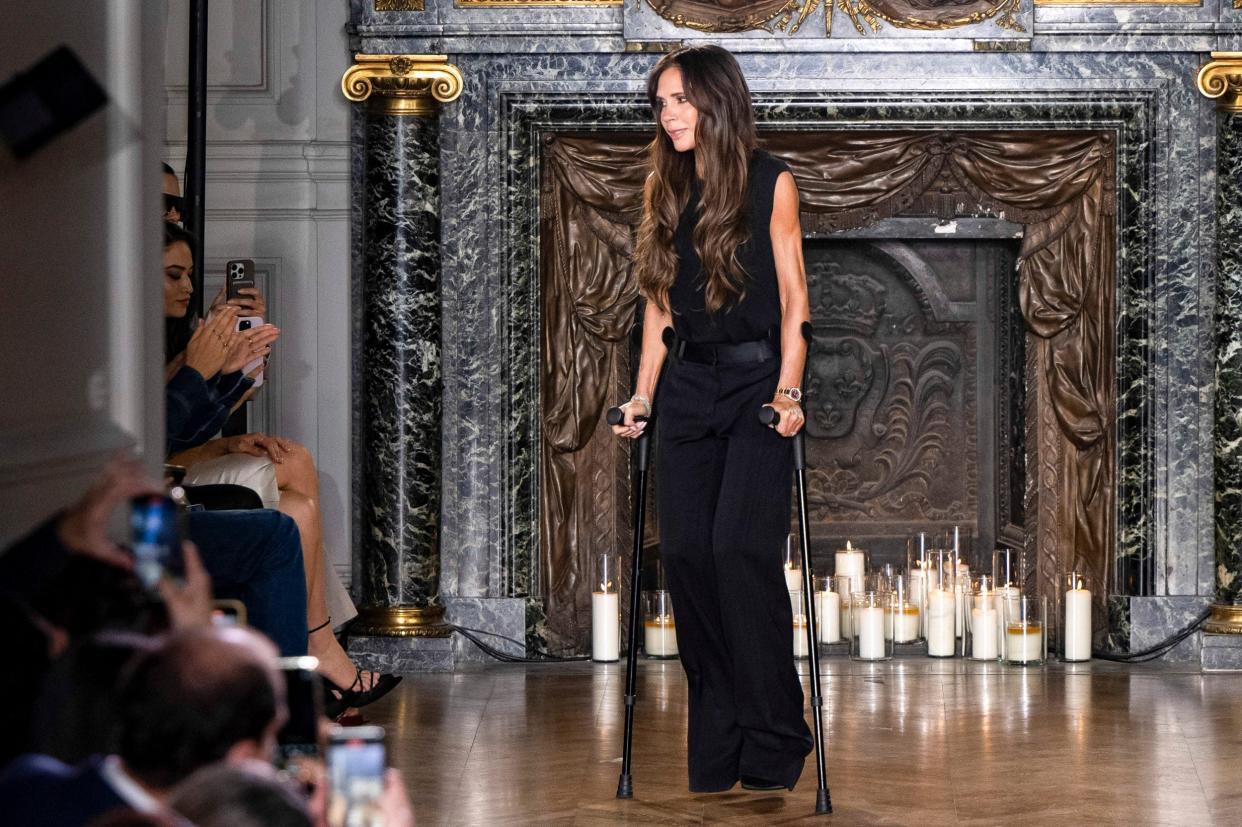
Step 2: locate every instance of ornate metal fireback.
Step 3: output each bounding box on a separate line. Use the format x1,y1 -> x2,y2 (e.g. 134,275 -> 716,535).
799,237 -> 1023,570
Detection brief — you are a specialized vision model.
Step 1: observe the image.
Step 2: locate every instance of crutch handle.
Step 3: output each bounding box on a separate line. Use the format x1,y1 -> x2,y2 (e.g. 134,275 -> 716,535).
607,407 -> 650,427
759,405 -> 780,427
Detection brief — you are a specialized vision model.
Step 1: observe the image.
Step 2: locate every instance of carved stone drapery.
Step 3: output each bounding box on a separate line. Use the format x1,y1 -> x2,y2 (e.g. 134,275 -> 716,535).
540,131 -> 1116,650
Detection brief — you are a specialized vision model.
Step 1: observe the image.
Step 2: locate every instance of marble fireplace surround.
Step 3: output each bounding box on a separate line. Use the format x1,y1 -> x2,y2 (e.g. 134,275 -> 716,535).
348,49 -> 1218,665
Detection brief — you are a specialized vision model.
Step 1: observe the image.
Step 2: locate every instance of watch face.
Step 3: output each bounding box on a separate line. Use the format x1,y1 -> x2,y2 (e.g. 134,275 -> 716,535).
783,388 -> 802,402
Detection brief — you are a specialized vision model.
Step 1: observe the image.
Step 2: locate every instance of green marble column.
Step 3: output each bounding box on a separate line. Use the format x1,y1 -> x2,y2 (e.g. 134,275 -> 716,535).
1199,53 -> 1242,633
342,55 -> 463,638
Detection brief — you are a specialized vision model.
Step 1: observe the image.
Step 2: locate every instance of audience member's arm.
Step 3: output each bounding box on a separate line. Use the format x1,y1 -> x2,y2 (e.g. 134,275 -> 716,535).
166,365 -> 220,456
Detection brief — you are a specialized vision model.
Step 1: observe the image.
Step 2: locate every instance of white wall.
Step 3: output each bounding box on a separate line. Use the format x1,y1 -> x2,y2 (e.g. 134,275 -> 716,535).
0,1 -> 166,547
162,0 -> 354,583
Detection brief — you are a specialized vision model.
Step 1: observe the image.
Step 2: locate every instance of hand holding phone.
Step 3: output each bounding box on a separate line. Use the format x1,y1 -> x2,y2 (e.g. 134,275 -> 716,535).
228,316 -> 277,386
130,494 -> 185,591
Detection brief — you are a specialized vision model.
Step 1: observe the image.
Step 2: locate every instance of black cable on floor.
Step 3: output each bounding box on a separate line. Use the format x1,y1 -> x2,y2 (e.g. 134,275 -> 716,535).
449,624 -> 591,663
1091,607 -> 1211,663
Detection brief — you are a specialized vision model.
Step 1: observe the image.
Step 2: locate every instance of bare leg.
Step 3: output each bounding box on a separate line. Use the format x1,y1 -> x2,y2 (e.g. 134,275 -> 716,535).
276,442 -> 383,691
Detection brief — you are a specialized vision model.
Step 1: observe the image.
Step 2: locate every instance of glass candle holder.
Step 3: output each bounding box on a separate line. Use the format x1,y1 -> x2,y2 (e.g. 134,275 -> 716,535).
850,590 -> 893,661
643,590 -> 677,659
907,533 -> 933,637
833,574 -> 856,640
886,574 -> 922,644
992,547 -> 1024,590
591,554 -> 619,662
792,588 -> 809,660
1004,595 -> 1047,666
814,575 -> 841,644
925,549 -> 958,657
782,534 -> 803,594
834,540 -> 868,597
1060,572 -> 1093,662
965,576 -> 999,660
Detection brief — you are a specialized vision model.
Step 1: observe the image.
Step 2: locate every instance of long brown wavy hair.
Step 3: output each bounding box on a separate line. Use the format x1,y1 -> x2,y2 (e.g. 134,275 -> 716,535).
634,44 -> 758,314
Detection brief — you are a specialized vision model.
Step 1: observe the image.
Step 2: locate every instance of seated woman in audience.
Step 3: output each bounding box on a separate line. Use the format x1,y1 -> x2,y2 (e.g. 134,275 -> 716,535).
161,222 -> 397,709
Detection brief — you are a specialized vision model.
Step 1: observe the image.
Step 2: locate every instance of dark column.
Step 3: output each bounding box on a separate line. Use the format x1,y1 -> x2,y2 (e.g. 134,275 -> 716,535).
342,55 -> 463,638
1199,54 -> 1242,633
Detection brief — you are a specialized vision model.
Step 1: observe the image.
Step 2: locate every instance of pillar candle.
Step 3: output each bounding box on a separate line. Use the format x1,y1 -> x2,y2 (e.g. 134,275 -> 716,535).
857,606 -> 886,659
644,617 -> 677,657
893,603 -> 921,643
909,566 -> 927,635
1006,622 -> 1043,663
995,585 -> 1020,658
793,616 -> 808,658
835,541 -> 866,593
927,589 -> 956,657
971,607 -> 998,659
784,563 -> 803,594
1064,585 -> 1092,661
817,590 -> 841,643
591,591 -> 619,662
954,581 -> 967,638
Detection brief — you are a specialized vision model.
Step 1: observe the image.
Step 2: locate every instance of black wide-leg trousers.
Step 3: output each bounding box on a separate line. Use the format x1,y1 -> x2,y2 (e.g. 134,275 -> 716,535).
656,355 -> 814,793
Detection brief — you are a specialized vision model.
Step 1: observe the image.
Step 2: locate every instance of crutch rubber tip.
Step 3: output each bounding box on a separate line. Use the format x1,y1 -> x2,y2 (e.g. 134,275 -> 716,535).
815,789 -> 832,814
617,774 -> 633,799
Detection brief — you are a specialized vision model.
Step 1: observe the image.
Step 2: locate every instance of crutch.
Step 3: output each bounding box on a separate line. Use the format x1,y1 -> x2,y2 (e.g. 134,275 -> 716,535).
758,320 -> 831,816
609,325 -> 674,800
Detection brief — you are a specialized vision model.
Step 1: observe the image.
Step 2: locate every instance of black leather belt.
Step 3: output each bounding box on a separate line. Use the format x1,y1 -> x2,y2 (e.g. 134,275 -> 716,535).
674,337 -> 777,365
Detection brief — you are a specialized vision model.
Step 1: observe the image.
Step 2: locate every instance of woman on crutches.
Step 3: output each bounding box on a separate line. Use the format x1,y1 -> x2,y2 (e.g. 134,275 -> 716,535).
611,43 -> 814,794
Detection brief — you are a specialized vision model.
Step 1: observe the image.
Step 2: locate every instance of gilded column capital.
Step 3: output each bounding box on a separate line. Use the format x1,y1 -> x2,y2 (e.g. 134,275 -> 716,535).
1197,52 -> 1242,113
341,54 -> 464,116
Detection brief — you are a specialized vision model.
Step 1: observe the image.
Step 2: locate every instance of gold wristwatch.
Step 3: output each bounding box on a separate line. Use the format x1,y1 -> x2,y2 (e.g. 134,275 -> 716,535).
777,387 -> 802,402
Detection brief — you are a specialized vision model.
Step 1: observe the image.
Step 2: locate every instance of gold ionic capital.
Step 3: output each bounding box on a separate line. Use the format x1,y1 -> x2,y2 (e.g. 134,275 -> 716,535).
352,605 -> 453,637
341,54 -> 463,117
1197,52 -> 1242,113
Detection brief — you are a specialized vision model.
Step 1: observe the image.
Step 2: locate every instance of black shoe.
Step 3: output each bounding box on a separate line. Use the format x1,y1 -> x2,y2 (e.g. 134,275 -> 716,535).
324,668 -> 402,714
740,775 -> 790,792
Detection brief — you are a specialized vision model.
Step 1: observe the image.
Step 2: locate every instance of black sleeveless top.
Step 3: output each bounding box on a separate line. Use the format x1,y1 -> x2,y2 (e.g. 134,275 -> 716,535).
668,149 -> 790,344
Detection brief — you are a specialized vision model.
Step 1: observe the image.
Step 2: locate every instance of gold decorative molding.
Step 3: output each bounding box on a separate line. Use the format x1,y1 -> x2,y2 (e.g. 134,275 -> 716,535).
341,54 -> 464,117
352,605 -> 453,637
1205,603 -> 1242,634
374,0 -> 424,9
1036,0 -> 1199,6
458,0 -> 620,5
1198,53 -> 1242,113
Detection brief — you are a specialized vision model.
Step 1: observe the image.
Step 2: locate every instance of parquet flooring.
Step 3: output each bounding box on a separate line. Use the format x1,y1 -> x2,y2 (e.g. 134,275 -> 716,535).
361,657 -> 1242,825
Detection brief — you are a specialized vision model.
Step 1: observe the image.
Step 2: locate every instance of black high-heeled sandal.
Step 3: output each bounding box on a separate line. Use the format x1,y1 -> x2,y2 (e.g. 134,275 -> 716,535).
324,667 -> 402,711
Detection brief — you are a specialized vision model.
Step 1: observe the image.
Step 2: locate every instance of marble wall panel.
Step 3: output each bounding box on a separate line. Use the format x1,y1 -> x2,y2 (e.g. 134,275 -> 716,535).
346,37 -> 1220,651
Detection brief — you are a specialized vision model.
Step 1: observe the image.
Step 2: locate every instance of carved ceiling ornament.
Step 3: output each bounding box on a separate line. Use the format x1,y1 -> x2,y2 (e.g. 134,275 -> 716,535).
840,0 -> 1025,34
644,0 -> 822,34
644,0 -> 1022,34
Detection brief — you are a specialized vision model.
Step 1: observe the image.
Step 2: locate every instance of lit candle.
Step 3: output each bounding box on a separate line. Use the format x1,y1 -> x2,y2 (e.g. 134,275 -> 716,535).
926,589 -> 956,657
783,562 -> 803,594
591,591 -> 619,662
892,603 -> 921,643
1064,574 -> 1092,661
835,540 -> 866,593
994,585 -> 1020,658
793,615 -> 809,658
644,615 -> 677,658
909,564 -> 928,635
954,580 -> 967,638
971,606 -> 998,659
1006,621 -> 1043,663
857,605 -> 886,659
817,589 -> 841,643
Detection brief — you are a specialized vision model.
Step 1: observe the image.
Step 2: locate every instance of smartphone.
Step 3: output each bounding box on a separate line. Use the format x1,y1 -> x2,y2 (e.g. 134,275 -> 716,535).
226,258 -> 256,302
129,494 -> 184,591
276,656 -> 325,770
326,725 -> 386,827
236,315 -> 266,388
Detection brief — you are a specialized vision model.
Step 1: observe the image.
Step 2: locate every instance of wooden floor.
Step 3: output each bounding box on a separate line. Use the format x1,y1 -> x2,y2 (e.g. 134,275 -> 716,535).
361,657 -> 1242,825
